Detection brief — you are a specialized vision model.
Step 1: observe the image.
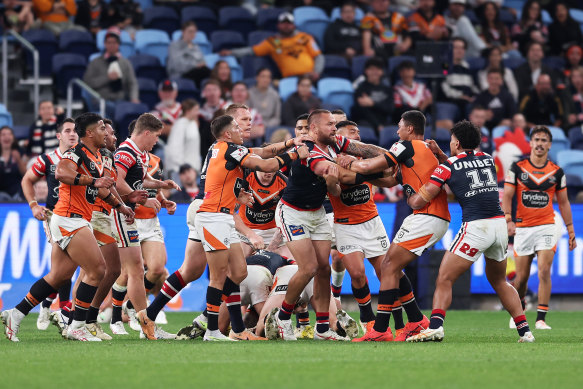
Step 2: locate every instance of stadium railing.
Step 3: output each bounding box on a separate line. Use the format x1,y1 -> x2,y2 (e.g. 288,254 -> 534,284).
66,78 -> 105,118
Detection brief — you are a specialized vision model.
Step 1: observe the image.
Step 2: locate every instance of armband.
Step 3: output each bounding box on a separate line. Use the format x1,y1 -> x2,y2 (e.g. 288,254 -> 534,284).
417,185 -> 432,203
29,201 -> 38,208
113,202 -> 122,209
354,171 -> 383,184
103,193 -> 113,202
275,152 -> 295,169
91,177 -> 96,186
73,173 -> 81,185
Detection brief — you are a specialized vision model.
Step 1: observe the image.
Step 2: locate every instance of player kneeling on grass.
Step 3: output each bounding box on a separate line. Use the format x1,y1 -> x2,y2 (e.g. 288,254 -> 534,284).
405,120 -> 534,343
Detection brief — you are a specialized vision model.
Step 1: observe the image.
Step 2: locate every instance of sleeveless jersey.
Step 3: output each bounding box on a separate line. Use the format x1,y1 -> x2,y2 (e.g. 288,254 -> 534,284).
92,148 -> 116,214
31,148 -> 64,211
114,139 -> 149,208
240,171 -> 287,230
281,136 -> 351,210
53,143 -> 107,221
134,153 -> 163,219
198,141 -> 251,215
385,139 -> 450,221
504,158 -> 566,227
429,151 -> 503,222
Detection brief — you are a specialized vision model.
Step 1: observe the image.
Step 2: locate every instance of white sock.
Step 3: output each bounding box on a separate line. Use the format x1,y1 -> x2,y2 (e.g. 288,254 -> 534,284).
331,269 -> 345,287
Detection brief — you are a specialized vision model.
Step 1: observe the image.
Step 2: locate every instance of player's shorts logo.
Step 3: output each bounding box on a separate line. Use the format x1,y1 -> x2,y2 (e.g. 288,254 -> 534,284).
380,239 -> 388,249
289,225 -> 305,236
128,230 -> 139,242
274,285 -> 288,292
397,230 -> 405,240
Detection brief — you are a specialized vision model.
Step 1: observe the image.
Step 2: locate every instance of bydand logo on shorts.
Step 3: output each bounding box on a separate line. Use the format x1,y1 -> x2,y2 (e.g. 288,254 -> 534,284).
128,230 -> 139,242
289,225 -> 305,236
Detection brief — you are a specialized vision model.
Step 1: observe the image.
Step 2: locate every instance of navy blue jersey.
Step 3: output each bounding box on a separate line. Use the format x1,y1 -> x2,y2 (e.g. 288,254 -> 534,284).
31,148 -> 64,211
195,142 -> 216,200
429,150 -> 503,222
281,136 -> 351,210
245,250 -> 290,275
114,139 -> 149,205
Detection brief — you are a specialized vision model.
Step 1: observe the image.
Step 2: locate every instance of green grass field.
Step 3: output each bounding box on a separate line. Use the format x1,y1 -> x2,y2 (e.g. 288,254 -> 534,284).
1,311 -> 581,388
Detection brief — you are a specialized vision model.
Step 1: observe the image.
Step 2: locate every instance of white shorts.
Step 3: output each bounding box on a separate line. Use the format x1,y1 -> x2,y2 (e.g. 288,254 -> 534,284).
91,210 -> 116,247
136,217 -> 164,243
270,265 -> 314,306
196,211 -> 240,252
238,227 -> 283,248
393,214 -> 450,256
240,265 -> 273,307
514,223 -> 559,257
334,216 -> 389,258
326,212 -> 336,247
43,210 -> 54,243
187,199 -> 203,241
275,202 -> 332,242
450,217 -> 508,262
111,208 -> 140,248
49,214 -> 93,250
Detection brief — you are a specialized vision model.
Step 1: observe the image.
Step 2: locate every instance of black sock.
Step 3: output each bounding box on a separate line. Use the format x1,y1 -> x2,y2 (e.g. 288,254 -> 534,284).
42,292 -> 57,309
126,300 -> 134,310
226,284 -> 245,333
15,278 -> 56,315
392,304 -> 405,330
278,300 -> 294,321
147,271 -> 186,321
206,286 -> 223,331
86,306 -> 100,324
373,288 -> 399,333
144,274 -> 156,294
352,282 -> 375,323
297,310 -> 310,327
429,309 -> 446,329
536,304 -> 548,322
331,284 -> 342,298
73,282 -> 98,323
316,312 -> 329,333
514,314 -> 530,337
58,279 -> 72,303
399,273 -> 423,323
222,277 -> 237,296
111,283 -> 127,324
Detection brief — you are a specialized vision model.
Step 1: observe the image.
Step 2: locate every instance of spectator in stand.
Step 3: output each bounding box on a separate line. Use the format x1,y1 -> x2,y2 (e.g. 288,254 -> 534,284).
478,46 -> 519,101
75,0 -> 110,35
519,73 -> 564,129
269,128 -> 292,144
324,1 -> 362,60
352,57 -> 393,133
474,68 -> 517,129
568,66 -> 583,126
564,44 -> 583,78
83,28 -> 139,116
151,79 -> 182,140
282,75 -> 321,126
27,100 -> 64,156
248,67 -> 281,128
211,60 -> 233,101
468,105 -> 492,153
514,41 -> 562,101
228,82 -> 265,141
444,0 -> 486,59
407,0 -> 449,44
361,0 -> 411,59
199,79 -> 227,122
476,1 -> 520,59
31,0 -> 85,36
166,21 -> 211,88
0,126 -> 27,201
223,12 -> 324,81
1,0 -> 34,33
169,164 -> 199,203
511,0 -> 548,56
107,0 -> 142,37
393,61 -> 436,123
548,1 -> 583,56
165,99 -> 201,175
440,37 -> 479,115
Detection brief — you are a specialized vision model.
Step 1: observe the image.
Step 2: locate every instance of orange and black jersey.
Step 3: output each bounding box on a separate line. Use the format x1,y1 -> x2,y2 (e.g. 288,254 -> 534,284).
198,141 -> 251,215
31,148 -> 64,211
134,153 -> 163,219
53,143 -> 108,221
384,140 -> 450,221
114,139 -> 149,208
240,170 -> 287,230
329,182 -> 378,225
505,158 -> 566,227
92,148 -> 116,215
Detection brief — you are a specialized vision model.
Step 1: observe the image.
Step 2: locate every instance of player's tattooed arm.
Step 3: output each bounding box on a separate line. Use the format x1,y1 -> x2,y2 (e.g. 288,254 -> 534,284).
344,140 -> 387,159
407,182 -> 441,209
250,135 -> 312,158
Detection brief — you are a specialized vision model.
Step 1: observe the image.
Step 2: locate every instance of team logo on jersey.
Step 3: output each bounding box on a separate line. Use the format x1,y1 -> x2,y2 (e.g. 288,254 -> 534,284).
465,190 -> 477,197
520,173 -> 529,181
211,148 -> 219,159
230,146 -> 248,162
340,184 -> 371,206
289,225 -> 305,236
522,191 -> 549,208
50,165 -> 56,173
115,153 -> 133,165
390,142 -> 406,156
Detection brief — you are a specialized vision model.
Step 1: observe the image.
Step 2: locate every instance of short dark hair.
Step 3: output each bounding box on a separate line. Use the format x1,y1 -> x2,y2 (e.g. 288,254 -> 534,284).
75,113 -> 102,138
57,117 -> 75,134
182,20 -> 196,31
308,109 -> 331,126
331,109 -> 345,116
296,113 -> 309,122
336,120 -> 357,130
364,57 -> 385,70
231,81 -> 247,91
297,75 -> 311,86
128,119 -> 137,136
179,163 -> 194,174
401,110 -> 426,135
256,67 -> 271,77
487,68 -> 503,77
452,37 -> 467,49
211,114 -> 235,139
526,40 -> 543,55
134,113 -> 163,135
530,125 -> 552,142
451,120 -> 481,150
103,118 -> 113,126
398,60 -> 415,72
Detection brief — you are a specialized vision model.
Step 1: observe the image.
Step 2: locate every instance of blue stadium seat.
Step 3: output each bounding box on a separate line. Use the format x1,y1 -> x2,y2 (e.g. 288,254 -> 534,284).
293,6 -> 329,26
492,125 -> 510,139
430,127 -> 452,153
265,126 -> 295,142
0,104 -> 13,128
572,9 -> 583,23
134,0 -> 153,8
568,126 -> 583,150
318,77 -> 354,114
143,6 -> 179,36
358,126 -> 378,144
171,30 -> 212,55
114,102 -> 150,140
182,6 -> 218,36
379,125 -> 399,149
541,9 -> 552,24
203,54 -> 242,82
248,31 -> 273,47
241,77 -> 256,89
241,56 -> 280,79
96,29 -> 135,58
566,174 -> 583,200
59,30 -> 96,60
219,7 -> 256,39
464,9 -> 479,24
548,126 -> 570,162
297,19 -> 329,50
257,8 -> 285,31
138,77 -> 158,110
279,77 -> 299,101
467,57 -> 486,75
173,78 -> 200,102
499,9 -> 516,27
135,29 -> 170,65
210,30 -> 245,52
129,54 -> 167,84
557,149 -> 583,178
52,53 -> 87,99
351,55 -> 371,80
22,29 -> 58,76
435,102 -> 460,122
388,55 -> 416,80
322,55 -> 351,80
330,6 -> 364,23
542,56 -> 566,71
503,57 -> 526,69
